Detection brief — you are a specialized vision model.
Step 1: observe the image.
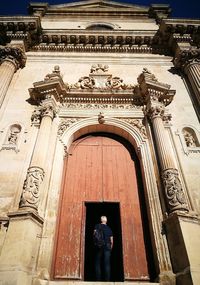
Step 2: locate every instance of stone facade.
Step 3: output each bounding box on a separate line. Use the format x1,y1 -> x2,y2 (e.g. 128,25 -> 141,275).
0,1 -> 200,285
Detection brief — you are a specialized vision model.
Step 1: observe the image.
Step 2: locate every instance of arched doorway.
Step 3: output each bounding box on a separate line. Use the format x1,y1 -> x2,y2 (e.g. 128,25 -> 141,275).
52,133 -> 156,281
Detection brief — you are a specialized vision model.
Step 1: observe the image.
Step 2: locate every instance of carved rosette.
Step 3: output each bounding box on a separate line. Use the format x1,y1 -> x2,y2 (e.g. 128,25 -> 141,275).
19,166 -> 45,210
162,168 -> 188,212
0,45 -> 26,69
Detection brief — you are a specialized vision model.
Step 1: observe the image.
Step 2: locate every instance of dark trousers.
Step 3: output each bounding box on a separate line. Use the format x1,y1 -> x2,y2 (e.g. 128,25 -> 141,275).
95,247 -> 111,281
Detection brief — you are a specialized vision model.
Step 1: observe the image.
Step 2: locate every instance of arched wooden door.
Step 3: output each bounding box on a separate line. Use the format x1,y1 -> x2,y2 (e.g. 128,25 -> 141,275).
53,134 -> 149,281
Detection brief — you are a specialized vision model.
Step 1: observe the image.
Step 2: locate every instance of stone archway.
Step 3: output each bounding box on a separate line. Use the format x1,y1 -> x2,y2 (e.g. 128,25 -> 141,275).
48,117 -> 173,282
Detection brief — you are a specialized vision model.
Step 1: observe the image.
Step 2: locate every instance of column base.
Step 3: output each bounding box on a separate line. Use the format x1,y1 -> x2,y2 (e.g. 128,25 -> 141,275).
0,210 -> 43,285
163,212 -> 200,285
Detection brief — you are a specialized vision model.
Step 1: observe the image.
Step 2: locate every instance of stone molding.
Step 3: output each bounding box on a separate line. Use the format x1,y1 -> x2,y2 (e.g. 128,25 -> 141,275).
0,45 -> 26,69
7,210 -> 44,225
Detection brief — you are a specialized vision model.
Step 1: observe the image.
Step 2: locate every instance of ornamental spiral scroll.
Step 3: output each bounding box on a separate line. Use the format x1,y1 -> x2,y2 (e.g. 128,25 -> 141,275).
162,168 -> 188,212
19,166 -> 45,210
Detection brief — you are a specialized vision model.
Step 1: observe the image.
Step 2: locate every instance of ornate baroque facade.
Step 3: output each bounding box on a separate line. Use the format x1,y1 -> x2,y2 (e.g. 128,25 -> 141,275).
0,1 -> 200,285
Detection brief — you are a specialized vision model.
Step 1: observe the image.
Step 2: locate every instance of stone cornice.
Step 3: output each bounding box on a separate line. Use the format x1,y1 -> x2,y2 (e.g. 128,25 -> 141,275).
136,68 -> 175,106
0,16 -> 41,49
159,18 -> 200,48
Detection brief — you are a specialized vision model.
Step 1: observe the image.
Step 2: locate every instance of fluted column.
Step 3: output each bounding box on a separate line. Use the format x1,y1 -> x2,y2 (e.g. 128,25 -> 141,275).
0,45 -> 26,107
137,68 -> 189,214
146,95 -> 189,213
19,97 -> 56,211
174,48 -> 200,109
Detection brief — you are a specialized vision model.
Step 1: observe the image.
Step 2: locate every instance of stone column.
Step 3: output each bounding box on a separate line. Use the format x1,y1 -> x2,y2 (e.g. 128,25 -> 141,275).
19,97 -> 56,211
174,48 -> 200,110
137,68 -> 189,214
0,45 -> 26,107
146,94 -> 189,213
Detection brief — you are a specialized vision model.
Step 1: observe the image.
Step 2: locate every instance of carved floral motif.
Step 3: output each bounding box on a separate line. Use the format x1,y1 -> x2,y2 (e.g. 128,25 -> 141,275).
146,105 -> 165,120
19,166 -> 45,210
122,119 -> 147,138
0,45 -> 26,69
58,118 -> 81,137
174,48 -> 200,69
31,103 -> 56,125
162,168 -> 188,212
90,64 -> 109,74
63,103 -> 140,110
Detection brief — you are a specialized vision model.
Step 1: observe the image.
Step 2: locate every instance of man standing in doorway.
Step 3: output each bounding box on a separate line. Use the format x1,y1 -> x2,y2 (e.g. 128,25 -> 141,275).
94,216 -> 113,281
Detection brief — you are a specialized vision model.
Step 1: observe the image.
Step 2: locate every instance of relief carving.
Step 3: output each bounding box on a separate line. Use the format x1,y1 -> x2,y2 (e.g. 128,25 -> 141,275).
0,45 -> 26,69
98,112 -> 105,124
62,103 -> 139,110
90,64 -> 109,74
146,105 -> 165,120
19,166 -> 45,210
162,168 -> 188,212
70,65 -> 134,90
58,118 -> 81,137
183,129 -> 197,147
122,119 -> 147,138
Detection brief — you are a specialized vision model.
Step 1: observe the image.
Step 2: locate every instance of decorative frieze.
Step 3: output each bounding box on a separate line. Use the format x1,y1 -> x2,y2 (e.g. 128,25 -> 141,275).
19,166 -> 45,210
62,102 -> 141,110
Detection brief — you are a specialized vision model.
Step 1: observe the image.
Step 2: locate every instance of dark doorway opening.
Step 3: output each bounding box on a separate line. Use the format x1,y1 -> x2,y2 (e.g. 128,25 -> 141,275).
84,202 -> 124,281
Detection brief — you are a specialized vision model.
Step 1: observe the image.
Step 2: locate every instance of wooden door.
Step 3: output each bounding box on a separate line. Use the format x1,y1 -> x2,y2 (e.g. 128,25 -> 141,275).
53,135 -> 149,281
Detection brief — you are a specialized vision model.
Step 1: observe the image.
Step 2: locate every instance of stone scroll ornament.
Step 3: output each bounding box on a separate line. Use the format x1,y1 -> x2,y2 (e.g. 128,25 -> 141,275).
162,168 -> 188,212
0,45 -> 26,69
19,166 -> 45,210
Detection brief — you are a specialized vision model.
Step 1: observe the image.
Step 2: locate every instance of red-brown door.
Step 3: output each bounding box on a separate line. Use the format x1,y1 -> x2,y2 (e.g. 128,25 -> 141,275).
53,135 -> 149,280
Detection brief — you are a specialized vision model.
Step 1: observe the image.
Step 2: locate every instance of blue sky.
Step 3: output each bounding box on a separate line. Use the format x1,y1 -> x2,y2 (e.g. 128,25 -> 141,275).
0,0 -> 199,18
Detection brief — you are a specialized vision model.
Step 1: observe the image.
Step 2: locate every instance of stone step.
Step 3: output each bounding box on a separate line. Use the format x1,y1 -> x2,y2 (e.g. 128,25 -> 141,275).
38,280 -> 160,285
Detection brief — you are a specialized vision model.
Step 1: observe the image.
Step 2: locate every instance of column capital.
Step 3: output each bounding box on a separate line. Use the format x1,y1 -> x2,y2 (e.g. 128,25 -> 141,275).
0,44 -> 26,70
174,47 -> 200,70
31,97 -> 57,125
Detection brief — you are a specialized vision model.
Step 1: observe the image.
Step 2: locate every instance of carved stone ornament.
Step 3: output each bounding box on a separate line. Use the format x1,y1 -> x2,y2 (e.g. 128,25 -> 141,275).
19,166 -> 45,210
122,119 -> 147,138
98,112 -> 105,124
62,102 -> 140,110
58,118 -> 81,137
162,168 -> 188,212
0,45 -> 26,69
183,129 -> 197,147
31,107 -> 42,125
174,48 -> 200,69
70,65 -> 134,90
90,64 -> 109,74
146,104 -> 165,120
44,65 -> 62,81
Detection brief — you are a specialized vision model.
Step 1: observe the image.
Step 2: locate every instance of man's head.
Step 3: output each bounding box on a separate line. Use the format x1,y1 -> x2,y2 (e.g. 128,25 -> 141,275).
101,216 -> 107,224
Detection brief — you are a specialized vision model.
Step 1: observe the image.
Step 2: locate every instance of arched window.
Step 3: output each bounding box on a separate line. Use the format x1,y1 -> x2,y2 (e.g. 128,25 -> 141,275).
86,23 -> 114,30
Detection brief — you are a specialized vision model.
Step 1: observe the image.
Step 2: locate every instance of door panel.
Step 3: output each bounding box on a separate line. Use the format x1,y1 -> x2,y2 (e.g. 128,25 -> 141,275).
53,135 -> 149,280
